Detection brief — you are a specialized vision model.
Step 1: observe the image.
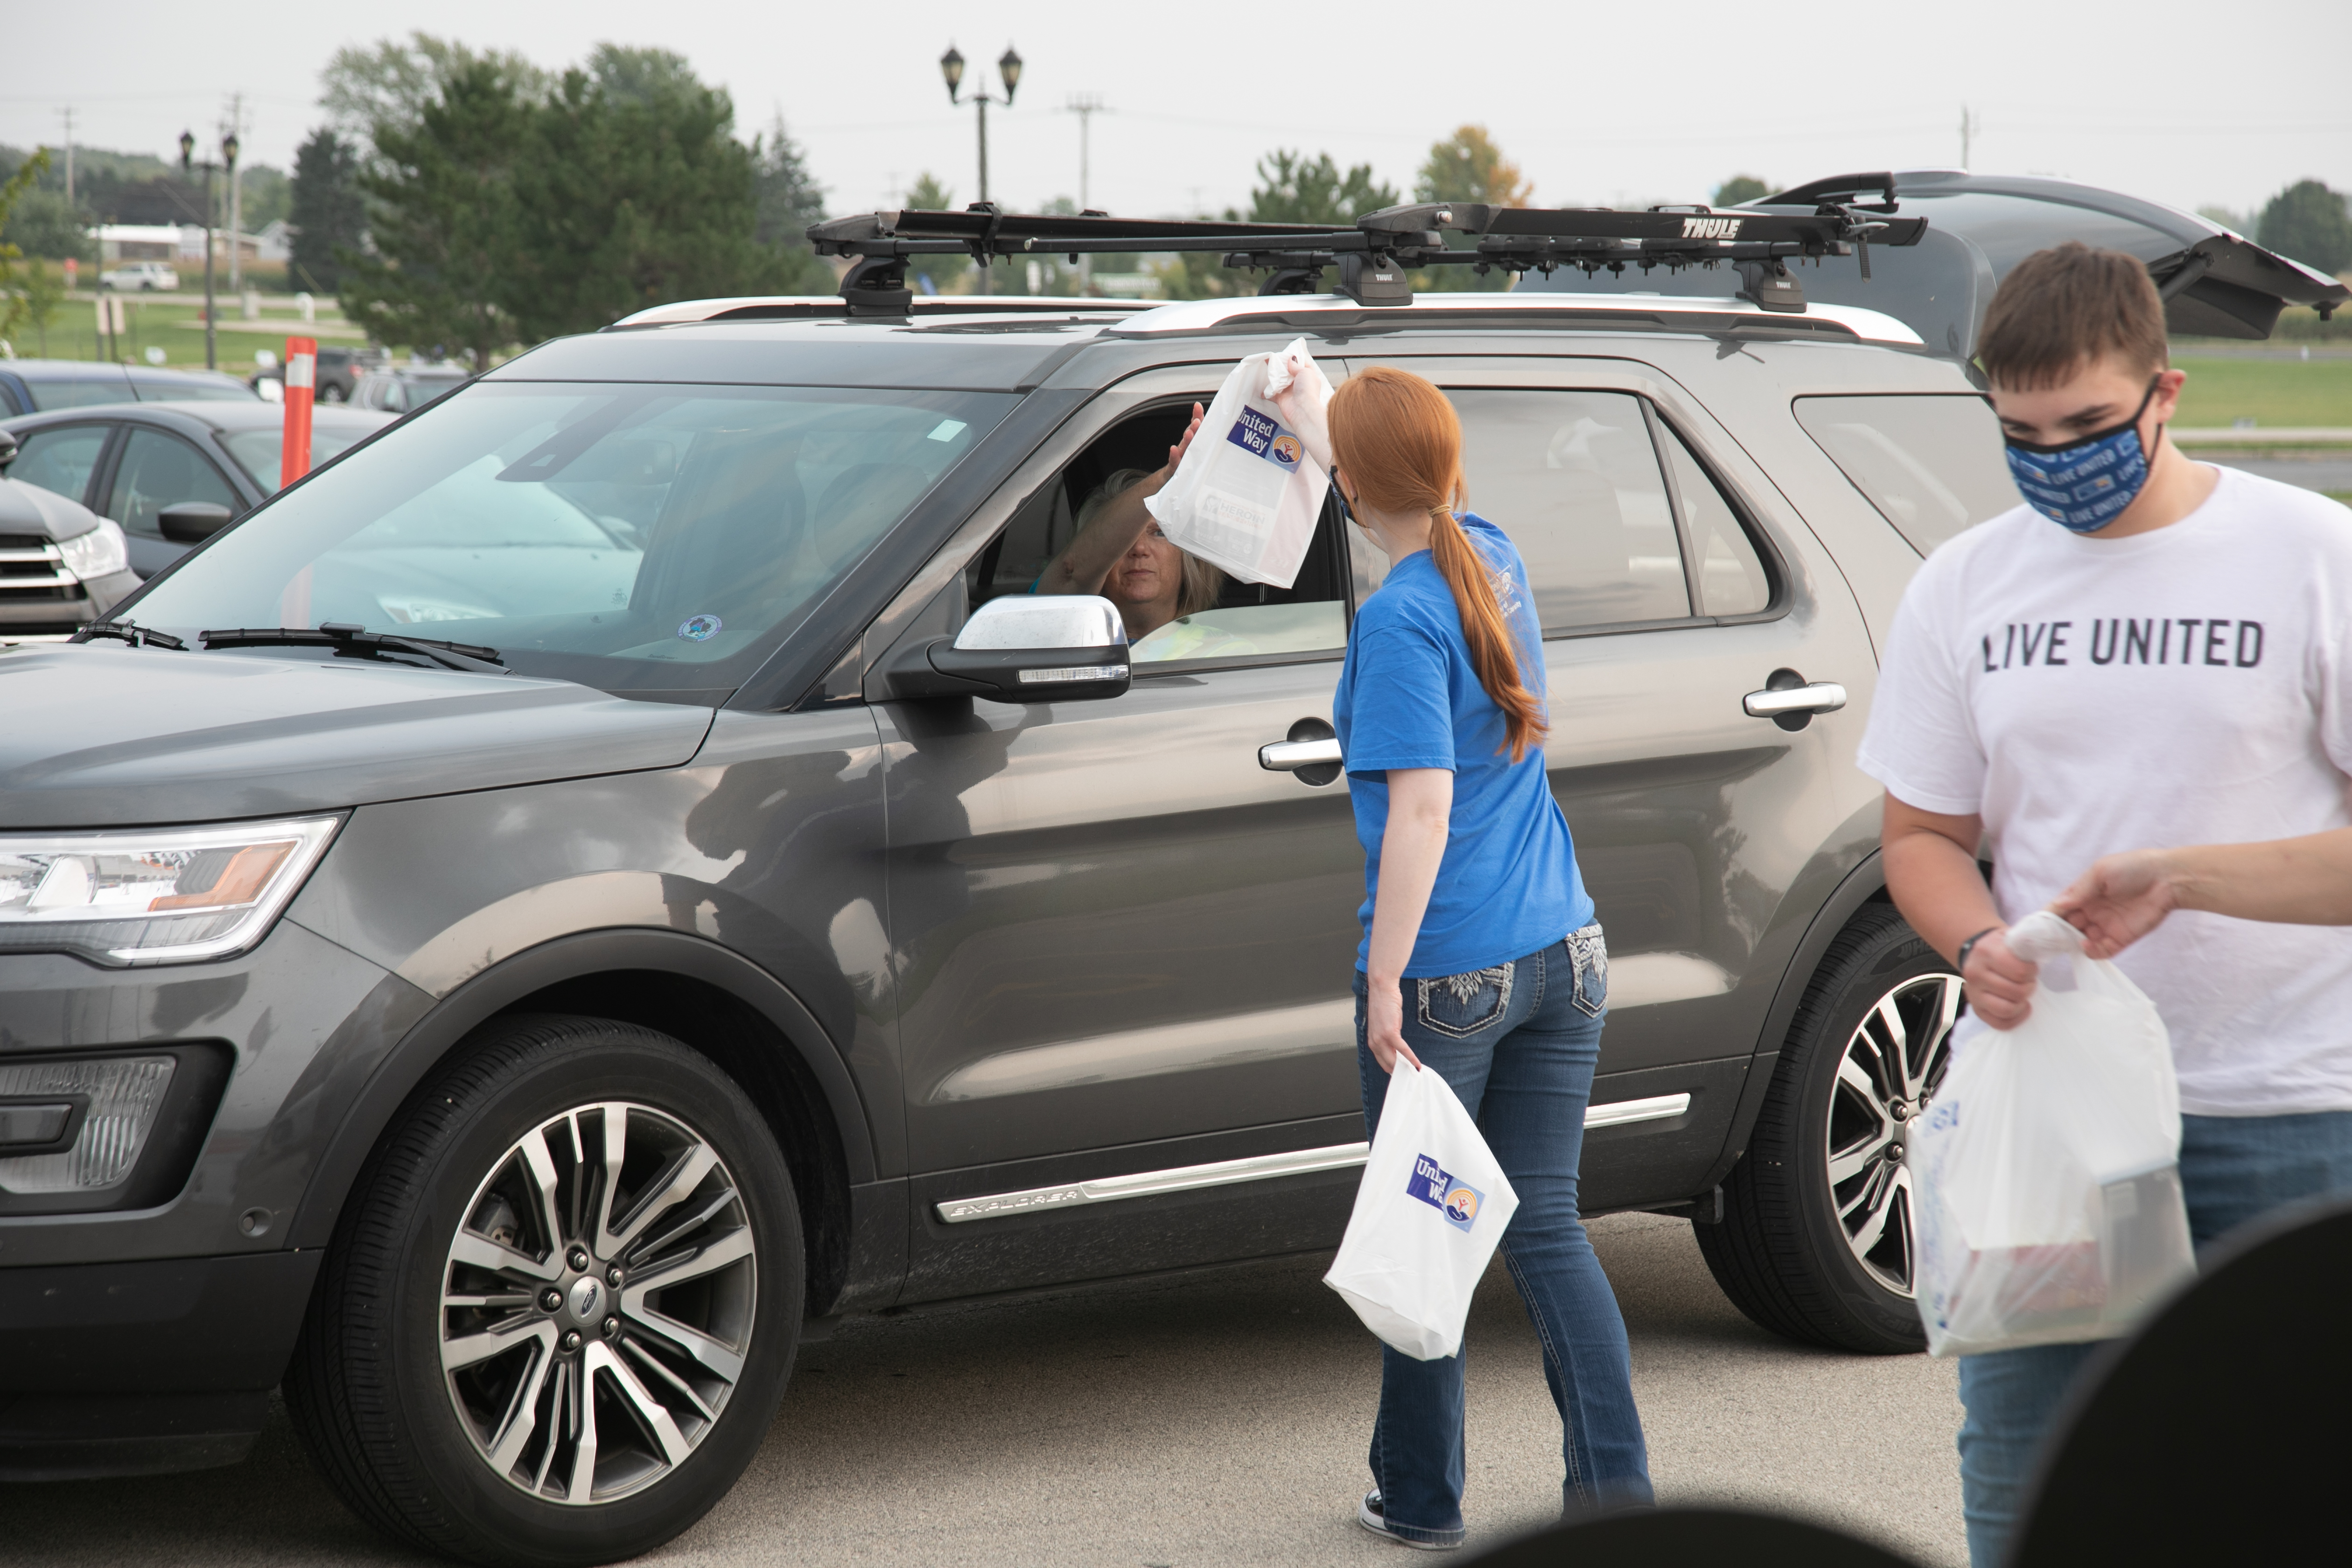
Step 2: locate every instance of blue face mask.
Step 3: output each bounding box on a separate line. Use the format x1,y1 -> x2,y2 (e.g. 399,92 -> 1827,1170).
2002,376 -> 2163,533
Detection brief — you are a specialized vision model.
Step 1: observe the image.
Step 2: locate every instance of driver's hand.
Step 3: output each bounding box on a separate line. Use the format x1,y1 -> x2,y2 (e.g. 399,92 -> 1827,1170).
1161,403 -> 1205,477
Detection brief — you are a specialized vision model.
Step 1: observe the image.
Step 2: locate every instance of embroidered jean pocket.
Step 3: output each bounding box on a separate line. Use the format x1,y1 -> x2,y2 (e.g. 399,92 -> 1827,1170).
1415,964 -> 1515,1038
1566,924 -> 1609,1018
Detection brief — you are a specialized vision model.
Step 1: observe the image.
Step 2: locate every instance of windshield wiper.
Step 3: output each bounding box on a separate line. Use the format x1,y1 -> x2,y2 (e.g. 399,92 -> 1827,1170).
72,622 -> 188,650
199,622 -> 507,673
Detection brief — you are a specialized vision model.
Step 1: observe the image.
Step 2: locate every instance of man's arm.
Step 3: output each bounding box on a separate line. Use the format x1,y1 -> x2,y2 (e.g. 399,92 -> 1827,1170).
1036,403 -> 1204,597
2054,828 -> 2352,958
1882,793 -> 2039,1029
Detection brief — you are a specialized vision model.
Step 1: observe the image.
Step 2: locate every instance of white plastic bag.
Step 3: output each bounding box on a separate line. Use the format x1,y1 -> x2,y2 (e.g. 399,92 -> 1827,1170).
1324,1062 -> 1520,1360
1144,337 -> 1331,588
1911,910 -> 2197,1357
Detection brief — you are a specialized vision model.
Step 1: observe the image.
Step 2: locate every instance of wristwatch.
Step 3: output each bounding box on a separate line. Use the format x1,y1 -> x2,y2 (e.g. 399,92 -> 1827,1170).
1954,925 -> 2001,975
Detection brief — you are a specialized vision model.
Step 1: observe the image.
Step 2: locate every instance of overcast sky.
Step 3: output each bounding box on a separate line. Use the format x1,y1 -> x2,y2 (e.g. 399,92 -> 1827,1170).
5,0 -> 2345,226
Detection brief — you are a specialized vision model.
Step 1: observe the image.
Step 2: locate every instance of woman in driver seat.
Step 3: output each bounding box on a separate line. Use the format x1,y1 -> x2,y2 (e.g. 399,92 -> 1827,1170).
1037,405 -> 1249,657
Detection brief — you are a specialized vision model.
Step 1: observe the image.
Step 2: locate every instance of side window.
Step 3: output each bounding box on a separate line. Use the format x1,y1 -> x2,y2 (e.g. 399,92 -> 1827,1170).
1793,394 -> 2013,556
1447,389 -> 1688,632
1658,423 -> 1771,616
8,424 -> 112,507
967,403 -> 1351,665
28,371 -> 136,411
105,428 -> 240,538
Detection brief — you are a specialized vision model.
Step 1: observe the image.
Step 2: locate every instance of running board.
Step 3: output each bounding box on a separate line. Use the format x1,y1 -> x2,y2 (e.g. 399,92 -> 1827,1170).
934,1092 -> 1691,1223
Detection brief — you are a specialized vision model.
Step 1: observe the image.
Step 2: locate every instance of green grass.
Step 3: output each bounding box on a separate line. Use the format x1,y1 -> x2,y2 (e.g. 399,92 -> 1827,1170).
10,294 -> 360,371
2172,355 -> 2352,429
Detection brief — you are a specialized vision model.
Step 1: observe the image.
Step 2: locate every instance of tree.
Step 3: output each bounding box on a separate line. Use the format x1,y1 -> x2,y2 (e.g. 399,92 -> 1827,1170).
289,128 -> 366,294
0,183 -> 92,261
321,32 -> 547,148
1714,175 -> 1772,207
1248,149 -> 1397,226
506,60 -> 788,340
753,112 -> 831,293
1,150 -> 61,351
340,58 -> 532,367
1417,127 -> 1532,209
2197,205 -> 2249,235
1414,126 -> 1531,294
2257,180 -> 2352,278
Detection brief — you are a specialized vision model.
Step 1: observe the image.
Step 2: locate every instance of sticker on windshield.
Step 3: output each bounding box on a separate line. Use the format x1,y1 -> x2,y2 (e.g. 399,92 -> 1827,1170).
677,614 -> 723,642
927,419 -> 968,443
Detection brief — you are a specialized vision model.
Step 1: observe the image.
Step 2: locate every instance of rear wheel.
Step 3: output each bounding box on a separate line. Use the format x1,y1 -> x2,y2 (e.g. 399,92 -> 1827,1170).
287,1016 -> 800,1566
1695,902 -> 1960,1353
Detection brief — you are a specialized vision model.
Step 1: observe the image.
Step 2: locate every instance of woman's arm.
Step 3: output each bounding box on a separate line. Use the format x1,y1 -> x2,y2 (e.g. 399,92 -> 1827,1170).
1364,768 -> 1454,1073
2053,828 -> 2352,957
1036,404 -> 1204,596
1882,793 -> 2039,1029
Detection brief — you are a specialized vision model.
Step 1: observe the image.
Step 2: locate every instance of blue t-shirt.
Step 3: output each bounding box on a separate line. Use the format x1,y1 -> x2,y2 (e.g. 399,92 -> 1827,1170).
1332,514 -> 1593,976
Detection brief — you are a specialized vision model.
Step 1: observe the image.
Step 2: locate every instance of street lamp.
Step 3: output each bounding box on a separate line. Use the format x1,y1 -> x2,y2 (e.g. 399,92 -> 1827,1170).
178,128 -> 235,371
940,43 -> 1022,294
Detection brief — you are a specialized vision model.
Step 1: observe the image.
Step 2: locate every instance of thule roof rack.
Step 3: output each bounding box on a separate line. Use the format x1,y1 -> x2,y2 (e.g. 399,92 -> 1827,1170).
805,198 -> 1928,316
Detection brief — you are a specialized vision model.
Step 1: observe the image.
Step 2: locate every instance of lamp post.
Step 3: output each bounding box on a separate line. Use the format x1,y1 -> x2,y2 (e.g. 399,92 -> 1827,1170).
178,128 -> 234,371
940,43 -> 1022,294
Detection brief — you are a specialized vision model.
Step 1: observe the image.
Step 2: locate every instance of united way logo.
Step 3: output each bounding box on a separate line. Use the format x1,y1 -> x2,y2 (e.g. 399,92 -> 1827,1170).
677,613 -> 723,642
1408,1153 -> 1486,1234
1269,433 -> 1303,469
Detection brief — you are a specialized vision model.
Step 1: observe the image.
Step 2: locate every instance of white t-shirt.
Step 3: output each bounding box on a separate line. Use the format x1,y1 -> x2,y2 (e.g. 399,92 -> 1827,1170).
1859,466 -> 2352,1116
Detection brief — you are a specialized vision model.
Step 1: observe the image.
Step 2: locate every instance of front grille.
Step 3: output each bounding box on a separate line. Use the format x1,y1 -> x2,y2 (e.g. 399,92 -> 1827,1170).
0,536 -> 77,601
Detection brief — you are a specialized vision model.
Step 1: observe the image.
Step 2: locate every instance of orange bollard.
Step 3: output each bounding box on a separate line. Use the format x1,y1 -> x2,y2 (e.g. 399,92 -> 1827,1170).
281,336 -> 317,490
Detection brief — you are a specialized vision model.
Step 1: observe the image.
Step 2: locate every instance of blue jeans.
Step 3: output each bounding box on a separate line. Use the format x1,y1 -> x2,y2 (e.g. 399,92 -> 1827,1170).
1956,1108 -> 2352,1566
1352,927 -> 1653,1547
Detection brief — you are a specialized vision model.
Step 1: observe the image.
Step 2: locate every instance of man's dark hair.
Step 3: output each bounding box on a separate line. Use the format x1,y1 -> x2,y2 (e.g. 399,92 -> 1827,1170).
1977,242 -> 2169,389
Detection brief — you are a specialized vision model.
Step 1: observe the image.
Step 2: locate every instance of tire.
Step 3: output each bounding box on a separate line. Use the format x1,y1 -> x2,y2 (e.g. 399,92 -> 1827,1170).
320,383 -> 347,403
286,1016 -> 801,1567
1695,902 -> 1961,1353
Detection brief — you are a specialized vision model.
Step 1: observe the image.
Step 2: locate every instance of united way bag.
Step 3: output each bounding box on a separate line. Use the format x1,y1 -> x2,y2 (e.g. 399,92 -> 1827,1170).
1324,1062 -> 1520,1360
1911,910 -> 2198,1358
1144,337 -> 1332,588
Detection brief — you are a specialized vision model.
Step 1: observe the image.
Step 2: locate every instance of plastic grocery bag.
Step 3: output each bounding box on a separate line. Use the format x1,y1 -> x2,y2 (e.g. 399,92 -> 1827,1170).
1911,910 -> 2197,1357
1324,1062 -> 1520,1360
1145,337 -> 1332,588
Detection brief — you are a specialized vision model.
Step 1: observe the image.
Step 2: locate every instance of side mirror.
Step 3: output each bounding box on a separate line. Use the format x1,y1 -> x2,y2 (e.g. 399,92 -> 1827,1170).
159,501 -> 236,544
0,429 -> 16,472
885,594 -> 1132,702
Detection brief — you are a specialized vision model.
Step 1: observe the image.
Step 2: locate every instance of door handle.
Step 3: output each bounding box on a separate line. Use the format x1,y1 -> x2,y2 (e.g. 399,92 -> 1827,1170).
1742,682 -> 1847,718
1259,738 -> 1343,771
1260,718 -> 1342,786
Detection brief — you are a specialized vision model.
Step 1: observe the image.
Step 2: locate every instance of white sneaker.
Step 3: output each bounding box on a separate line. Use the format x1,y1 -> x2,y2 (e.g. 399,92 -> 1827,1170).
1357,1490 -> 1465,1551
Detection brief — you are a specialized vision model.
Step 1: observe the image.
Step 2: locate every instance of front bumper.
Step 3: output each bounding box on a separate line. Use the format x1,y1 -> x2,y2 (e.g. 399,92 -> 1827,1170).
0,1250 -> 319,1479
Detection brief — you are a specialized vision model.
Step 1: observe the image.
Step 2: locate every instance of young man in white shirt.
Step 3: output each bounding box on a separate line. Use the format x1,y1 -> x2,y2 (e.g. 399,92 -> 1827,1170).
1856,242 -> 2352,1567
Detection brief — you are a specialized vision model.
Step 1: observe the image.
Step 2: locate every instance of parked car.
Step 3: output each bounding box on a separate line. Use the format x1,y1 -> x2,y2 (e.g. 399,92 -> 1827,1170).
0,400 -> 394,577
98,261 -> 181,292
249,343 -> 393,405
350,361 -> 473,413
1,180 -> 2338,1565
0,429 -> 139,642
0,360 -> 257,416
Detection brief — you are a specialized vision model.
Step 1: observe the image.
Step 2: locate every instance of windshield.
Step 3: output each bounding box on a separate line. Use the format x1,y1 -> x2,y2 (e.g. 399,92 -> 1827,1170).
125,380 -> 1015,694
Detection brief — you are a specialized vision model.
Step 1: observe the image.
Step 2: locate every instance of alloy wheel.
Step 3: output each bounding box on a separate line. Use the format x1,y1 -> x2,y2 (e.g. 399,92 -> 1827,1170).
440,1100 -> 757,1505
1823,972 -> 1961,1297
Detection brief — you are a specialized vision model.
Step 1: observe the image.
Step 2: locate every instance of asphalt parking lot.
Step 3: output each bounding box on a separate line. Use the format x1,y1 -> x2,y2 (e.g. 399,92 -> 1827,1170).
8,1212 -> 1964,1568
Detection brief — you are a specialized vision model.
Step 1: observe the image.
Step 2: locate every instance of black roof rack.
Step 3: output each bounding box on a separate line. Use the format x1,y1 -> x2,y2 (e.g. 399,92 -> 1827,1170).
806,197 -> 1927,316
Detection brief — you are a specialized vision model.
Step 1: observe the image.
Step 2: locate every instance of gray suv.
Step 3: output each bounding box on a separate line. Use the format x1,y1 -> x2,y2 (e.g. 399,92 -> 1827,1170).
1,188 -> 2337,1565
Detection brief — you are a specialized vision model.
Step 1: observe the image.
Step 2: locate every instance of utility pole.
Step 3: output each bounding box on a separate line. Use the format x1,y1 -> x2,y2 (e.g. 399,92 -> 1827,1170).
1960,105 -> 1980,170
1065,94 -> 1106,295
226,93 -> 245,294
57,106 -> 74,203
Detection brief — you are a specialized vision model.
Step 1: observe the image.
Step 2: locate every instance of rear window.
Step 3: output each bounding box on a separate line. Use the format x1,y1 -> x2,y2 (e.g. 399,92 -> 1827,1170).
1794,394 -> 2014,555
131,372 -> 258,403
25,372 -> 135,411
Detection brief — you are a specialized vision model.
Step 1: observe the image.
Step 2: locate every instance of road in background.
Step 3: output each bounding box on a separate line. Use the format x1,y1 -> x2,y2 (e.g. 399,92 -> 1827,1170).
7,1213 -> 1965,1568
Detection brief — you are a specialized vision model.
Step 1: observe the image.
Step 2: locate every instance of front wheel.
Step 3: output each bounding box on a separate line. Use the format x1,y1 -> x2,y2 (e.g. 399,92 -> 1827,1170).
1695,902 -> 1960,1353
286,1016 -> 801,1566
319,382 -> 347,403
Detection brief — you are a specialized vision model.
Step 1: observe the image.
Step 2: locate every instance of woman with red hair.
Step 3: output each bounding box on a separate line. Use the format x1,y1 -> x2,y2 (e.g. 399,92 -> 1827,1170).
1279,364 -> 1652,1548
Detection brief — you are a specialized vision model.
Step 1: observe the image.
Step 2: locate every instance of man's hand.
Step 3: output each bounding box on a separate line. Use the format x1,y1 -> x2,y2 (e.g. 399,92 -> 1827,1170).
1962,926 -> 2039,1030
2052,850 -> 2182,959
1364,976 -> 1424,1074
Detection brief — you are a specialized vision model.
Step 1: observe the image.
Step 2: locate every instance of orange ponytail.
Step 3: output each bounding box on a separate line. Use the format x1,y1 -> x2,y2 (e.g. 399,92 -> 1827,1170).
1329,366 -> 1547,763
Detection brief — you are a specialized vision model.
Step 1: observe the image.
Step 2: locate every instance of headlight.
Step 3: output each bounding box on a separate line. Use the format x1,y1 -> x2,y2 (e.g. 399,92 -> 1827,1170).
56,518 -> 129,581
0,815 -> 340,966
